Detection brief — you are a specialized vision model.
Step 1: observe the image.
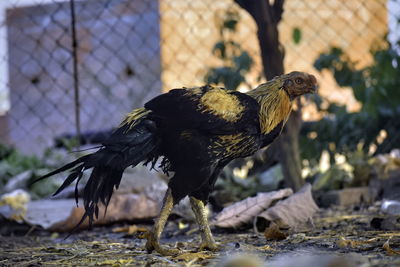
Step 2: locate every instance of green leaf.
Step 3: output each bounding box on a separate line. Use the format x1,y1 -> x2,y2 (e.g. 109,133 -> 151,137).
204,66 -> 244,91
205,9 -> 254,91
223,19 -> 238,31
292,27 -> 302,45
212,41 -> 226,60
223,10 -> 240,32
233,51 -> 253,72
313,47 -> 343,71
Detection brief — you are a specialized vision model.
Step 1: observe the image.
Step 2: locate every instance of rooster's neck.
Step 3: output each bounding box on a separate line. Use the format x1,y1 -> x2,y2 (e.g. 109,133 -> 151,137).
247,88 -> 292,135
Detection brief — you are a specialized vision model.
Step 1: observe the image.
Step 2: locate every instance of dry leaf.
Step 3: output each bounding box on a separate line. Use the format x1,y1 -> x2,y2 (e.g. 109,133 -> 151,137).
254,184 -> 318,233
112,225 -> 147,235
96,259 -> 134,265
289,233 -> 307,244
174,252 -> 213,262
378,233 -> 400,237
257,245 -> 275,251
264,223 -> 288,241
213,188 -> 293,228
337,237 -> 377,248
383,238 -> 400,255
0,189 -> 30,223
337,237 -> 359,248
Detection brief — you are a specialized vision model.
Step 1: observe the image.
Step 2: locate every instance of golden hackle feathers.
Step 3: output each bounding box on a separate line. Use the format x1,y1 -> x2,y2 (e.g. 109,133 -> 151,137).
122,107 -> 150,129
246,76 -> 291,135
199,88 -> 244,122
246,71 -> 316,135
212,133 -> 257,158
257,89 -> 291,134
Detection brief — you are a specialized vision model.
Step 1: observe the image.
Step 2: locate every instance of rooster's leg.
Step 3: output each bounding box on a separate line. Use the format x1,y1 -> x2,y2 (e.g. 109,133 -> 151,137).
189,197 -> 218,251
145,188 -> 180,256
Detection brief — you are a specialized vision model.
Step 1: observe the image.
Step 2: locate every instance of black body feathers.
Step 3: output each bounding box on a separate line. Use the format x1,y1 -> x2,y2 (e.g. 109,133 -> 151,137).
35,84 -> 290,227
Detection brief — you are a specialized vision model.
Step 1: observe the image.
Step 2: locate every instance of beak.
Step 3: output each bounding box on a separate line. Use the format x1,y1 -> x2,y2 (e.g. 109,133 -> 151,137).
308,75 -> 318,93
309,84 -> 318,93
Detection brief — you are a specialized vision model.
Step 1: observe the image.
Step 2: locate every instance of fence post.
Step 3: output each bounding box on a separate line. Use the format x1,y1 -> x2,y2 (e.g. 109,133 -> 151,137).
70,0 -> 81,145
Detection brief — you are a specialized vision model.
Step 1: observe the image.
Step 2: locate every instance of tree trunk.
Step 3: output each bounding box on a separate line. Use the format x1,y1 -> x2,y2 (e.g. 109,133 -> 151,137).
279,107 -> 303,190
235,0 -> 304,191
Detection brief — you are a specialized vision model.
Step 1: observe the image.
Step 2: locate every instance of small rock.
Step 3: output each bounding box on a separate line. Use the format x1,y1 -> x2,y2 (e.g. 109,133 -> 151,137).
380,175 -> 400,199
370,216 -> 399,230
318,187 -> 372,208
258,164 -> 283,191
3,171 -> 33,193
381,200 -> 400,215
24,199 -> 78,229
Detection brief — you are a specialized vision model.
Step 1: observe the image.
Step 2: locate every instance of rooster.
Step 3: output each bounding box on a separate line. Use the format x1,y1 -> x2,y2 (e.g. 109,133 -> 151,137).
34,71 -> 317,255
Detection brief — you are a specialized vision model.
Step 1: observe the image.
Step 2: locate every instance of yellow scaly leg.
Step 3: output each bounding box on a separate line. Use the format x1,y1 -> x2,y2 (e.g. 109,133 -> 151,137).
189,196 -> 218,251
145,188 -> 181,256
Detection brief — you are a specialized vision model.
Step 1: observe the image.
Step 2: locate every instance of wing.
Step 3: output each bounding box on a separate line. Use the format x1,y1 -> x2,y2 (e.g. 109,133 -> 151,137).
144,85 -> 260,135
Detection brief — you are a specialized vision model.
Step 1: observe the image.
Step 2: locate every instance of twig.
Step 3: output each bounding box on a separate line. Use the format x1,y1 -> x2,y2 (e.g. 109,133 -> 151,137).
24,225 -> 36,237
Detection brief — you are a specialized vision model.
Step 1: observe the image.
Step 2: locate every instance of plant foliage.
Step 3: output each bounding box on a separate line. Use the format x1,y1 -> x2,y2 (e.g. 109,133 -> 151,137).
302,39 -> 400,162
204,9 -> 254,91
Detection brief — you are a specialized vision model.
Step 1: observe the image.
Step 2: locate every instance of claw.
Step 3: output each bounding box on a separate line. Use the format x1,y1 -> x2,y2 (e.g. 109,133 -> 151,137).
145,233 -> 155,253
145,232 -> 181,256
199,241 -> 219,252
157,247 -> 181,256
144,188 -> 180,256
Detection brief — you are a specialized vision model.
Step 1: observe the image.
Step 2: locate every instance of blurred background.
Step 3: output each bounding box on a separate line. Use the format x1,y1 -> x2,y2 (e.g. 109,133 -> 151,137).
0,0 -> 399,207
0,1 -> 400,265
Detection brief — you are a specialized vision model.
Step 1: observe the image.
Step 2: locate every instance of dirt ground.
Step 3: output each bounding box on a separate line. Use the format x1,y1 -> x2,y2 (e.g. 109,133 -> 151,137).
1,205 -> 399,267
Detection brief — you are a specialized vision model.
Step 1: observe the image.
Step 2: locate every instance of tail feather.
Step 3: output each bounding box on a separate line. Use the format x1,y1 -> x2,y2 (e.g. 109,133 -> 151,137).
52,164 -> 85,196
31,155 -> 90,184
33,116 -> 160,230
74,170 -> 84,206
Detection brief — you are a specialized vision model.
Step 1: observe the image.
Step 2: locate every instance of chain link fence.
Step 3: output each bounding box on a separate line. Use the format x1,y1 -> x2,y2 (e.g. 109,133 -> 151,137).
0,0 -> 396,155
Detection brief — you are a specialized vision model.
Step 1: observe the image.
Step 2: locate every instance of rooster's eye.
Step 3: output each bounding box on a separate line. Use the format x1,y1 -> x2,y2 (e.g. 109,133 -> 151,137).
295,78 -> 303,84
